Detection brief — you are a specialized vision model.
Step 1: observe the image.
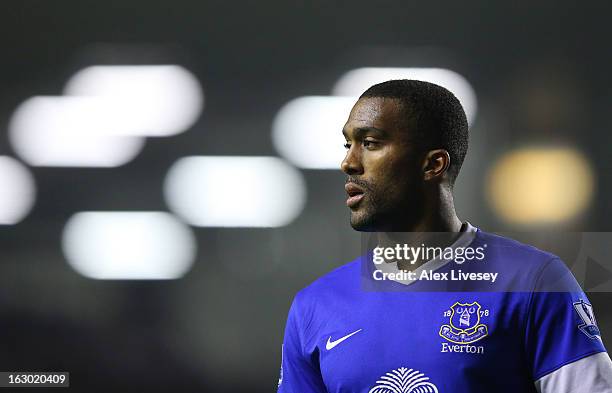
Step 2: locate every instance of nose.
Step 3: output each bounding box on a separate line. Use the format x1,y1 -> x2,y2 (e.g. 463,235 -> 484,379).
341,146 -> 363,175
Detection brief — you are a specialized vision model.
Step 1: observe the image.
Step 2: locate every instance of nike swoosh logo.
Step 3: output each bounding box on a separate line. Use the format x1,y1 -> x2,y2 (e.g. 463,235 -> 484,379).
325,329 -> 362,350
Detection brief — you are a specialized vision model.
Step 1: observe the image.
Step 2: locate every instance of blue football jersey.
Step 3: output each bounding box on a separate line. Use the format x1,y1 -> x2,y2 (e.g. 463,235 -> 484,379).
278,224 -> 611,393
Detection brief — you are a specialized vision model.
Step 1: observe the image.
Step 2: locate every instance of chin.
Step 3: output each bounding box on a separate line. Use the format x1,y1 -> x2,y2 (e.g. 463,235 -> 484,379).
349,212 -> 380,232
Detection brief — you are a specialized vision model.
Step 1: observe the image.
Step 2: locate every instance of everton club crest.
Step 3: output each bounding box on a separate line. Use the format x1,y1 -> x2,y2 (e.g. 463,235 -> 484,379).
439,301 -> 488,344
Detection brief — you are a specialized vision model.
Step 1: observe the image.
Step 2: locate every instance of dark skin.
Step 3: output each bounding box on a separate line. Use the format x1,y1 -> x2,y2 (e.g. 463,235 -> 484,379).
341,97 -> 463,236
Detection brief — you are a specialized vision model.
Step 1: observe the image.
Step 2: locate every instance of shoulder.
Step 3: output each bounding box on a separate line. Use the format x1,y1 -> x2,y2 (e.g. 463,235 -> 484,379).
475,228 -> 560,270
473,227 -> 580,292
476,229 -> 557,260
288,258 -> 362,343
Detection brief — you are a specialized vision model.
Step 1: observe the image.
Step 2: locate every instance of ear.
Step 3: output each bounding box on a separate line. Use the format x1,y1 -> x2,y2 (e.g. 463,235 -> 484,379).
422,149 -> 451,181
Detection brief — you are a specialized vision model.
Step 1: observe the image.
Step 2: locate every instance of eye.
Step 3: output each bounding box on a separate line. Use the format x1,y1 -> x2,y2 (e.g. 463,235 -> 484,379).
343,142 -> 351,150
363,139 -> 378,148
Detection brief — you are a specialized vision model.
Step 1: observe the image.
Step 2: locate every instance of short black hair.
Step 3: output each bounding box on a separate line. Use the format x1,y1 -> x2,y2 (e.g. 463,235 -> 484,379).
360,79 -> 469,184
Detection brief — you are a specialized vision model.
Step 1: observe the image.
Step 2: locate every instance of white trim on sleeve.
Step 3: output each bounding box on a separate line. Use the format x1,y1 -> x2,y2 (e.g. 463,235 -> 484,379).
535,352 -> 612,393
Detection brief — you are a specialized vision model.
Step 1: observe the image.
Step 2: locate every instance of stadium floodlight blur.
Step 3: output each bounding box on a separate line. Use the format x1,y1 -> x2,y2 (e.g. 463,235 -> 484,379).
62,211 -> 196,280
272,96 -> 355,169
8,64 -> 203,167
164,156 -> 306,227
272,68 -> 476,170
0,156 -> 36,224
64,65 -> 204,137
9,96 -> 146,167
332,67 -> 477,125
486,146 -> 595,225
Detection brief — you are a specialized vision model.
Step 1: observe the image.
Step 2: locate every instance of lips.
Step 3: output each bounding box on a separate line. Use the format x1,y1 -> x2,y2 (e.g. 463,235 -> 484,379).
345,183 -> 365,208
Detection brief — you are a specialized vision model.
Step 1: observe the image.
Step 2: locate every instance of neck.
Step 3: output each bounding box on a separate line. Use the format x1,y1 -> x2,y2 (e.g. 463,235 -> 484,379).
416,189 -> 462,232
390,186 -> 462,233
375,186 -> 463,269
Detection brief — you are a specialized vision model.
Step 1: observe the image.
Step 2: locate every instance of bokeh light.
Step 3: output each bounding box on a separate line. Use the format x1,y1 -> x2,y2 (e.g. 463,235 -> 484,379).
65,65 -> 204,137
9,96 -> 146,167
272,96 -> 355,169
164,156 -> 307,227
62,211 -> 196,279
0,156 -> 36,225
486,147 -> 595,225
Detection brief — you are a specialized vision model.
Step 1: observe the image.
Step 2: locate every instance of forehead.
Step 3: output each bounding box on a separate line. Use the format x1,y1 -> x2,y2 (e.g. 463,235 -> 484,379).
344,97 -> 407,133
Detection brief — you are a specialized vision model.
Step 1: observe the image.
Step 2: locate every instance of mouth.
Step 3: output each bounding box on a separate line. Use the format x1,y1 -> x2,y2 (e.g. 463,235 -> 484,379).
345,183 -> 365,208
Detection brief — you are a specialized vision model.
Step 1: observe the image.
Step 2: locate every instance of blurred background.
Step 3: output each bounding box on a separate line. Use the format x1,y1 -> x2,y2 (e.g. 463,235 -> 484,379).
0,1 -> 610,391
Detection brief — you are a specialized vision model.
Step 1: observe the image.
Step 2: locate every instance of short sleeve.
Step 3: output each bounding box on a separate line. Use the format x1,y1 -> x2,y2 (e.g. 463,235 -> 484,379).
277,296 -> 327,393
525,257 -> 607,382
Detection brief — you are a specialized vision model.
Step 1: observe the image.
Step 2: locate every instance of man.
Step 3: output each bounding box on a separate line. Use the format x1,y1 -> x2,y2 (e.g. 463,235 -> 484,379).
278,80 -> 612,392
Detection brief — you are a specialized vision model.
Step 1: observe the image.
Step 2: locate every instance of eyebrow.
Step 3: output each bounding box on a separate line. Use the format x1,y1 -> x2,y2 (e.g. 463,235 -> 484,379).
342,126 -> 388,138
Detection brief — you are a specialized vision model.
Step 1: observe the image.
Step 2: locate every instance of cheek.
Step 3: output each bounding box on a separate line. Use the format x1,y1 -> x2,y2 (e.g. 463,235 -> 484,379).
364,146 -> 400,172
367,151 -> 419,189
368,164 -> 408,200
